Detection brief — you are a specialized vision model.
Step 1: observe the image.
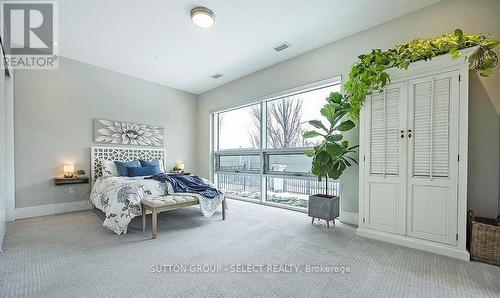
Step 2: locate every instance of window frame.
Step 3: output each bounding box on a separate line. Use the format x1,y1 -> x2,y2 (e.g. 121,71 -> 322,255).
210,76 -> 342,212
214,152 -> 261,174
264,150 -> 314,177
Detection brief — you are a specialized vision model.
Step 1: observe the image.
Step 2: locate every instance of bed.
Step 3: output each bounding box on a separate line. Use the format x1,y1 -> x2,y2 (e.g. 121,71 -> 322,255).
89,146 -> 225,234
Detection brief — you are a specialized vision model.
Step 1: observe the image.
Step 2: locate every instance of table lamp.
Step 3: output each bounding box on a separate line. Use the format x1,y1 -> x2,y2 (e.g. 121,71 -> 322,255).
176,162 -> 185,173
63,163 -> 75,178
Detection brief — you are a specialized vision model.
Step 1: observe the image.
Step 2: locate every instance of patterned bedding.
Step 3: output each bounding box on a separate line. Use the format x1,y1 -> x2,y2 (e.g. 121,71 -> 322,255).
89,176 -> 225,234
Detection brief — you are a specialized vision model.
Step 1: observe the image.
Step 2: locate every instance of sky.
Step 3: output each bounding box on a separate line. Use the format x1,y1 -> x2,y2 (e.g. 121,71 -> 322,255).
217,84 -> 341,150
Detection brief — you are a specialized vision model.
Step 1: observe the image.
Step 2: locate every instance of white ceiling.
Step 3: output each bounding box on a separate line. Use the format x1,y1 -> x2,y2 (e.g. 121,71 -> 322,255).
57,0 -> 440,94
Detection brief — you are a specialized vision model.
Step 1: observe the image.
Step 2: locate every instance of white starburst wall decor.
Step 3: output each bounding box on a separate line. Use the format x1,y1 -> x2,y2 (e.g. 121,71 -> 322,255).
93,119 -> 164,147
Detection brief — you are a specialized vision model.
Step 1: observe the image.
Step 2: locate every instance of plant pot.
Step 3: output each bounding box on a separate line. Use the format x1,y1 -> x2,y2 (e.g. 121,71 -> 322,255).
308,194 -> 339,222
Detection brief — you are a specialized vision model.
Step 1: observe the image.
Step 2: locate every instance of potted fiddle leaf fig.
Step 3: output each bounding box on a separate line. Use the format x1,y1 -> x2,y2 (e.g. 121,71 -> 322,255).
303,91 -> 358,227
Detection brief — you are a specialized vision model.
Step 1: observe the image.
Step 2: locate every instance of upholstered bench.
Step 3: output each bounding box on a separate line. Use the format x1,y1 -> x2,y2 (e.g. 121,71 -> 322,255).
142,195 -> 226,239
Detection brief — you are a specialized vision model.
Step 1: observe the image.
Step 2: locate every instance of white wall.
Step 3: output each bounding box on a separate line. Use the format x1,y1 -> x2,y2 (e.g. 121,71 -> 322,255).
13,57 -> 198,210
198,0 -> 500,217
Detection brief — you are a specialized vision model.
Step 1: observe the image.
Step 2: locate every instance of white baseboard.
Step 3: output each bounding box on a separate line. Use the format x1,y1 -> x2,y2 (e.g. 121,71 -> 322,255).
356,228 -> 470,261
15,200 -> 92,220
339,211 -> 358,225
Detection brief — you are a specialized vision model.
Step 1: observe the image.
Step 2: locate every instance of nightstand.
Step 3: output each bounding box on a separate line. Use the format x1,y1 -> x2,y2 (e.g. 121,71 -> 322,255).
54,176 -> 90,185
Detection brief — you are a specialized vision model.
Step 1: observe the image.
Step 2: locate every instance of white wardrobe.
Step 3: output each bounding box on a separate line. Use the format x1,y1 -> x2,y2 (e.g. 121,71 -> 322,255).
357,48 -> 474,260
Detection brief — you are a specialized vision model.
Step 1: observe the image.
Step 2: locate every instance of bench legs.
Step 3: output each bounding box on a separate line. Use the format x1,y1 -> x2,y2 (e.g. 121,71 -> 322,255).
142,205 -> 146,232
141,204 -> 158,239
222,198 -> 227,220
151,208 -> 158,239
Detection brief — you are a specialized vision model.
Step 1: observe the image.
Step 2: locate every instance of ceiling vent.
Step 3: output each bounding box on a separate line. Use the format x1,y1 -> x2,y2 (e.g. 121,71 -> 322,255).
210,73 -> 224,79
273,42 -> 292,52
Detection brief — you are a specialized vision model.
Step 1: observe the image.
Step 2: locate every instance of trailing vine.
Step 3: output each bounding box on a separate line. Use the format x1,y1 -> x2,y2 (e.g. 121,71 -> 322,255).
344,29 -> 499,119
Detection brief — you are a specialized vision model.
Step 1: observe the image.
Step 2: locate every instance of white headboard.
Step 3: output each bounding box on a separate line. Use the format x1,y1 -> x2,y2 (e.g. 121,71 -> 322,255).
90,146 -> 166,185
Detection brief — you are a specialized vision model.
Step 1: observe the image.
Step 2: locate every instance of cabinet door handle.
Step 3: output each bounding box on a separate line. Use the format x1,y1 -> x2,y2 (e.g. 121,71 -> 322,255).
408,129 -> 412,138
401,130 -> 405,138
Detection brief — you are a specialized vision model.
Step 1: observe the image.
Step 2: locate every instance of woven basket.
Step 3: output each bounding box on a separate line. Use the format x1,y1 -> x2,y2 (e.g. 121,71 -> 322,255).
469,211 -> 500,266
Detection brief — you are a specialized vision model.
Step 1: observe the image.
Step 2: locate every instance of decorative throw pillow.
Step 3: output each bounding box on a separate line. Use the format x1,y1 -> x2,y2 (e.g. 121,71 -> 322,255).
139,159 -> 159,168
100,160 -> 118,177
114,160 -> 141,176
127,166 -> 160,177
139,159 -> 166,172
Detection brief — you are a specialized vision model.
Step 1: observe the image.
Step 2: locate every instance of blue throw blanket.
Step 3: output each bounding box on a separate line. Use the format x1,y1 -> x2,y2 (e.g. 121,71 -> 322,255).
146,173 -> 220,199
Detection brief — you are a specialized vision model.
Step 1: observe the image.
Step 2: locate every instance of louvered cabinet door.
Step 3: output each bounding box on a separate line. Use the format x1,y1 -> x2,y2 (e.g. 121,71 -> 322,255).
363,82 -> 406,234
407,71 -> 459,245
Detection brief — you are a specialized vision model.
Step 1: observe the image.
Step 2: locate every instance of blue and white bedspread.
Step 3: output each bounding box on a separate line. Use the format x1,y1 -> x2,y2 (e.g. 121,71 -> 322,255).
89,176 -> 225,235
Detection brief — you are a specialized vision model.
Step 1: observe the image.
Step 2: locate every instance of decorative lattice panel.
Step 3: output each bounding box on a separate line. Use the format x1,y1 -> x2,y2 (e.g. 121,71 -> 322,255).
91,146 -> 166,185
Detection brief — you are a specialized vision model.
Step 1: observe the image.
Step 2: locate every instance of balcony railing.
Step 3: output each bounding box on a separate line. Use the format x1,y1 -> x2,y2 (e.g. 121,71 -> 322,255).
266,176 -> 339,197
216,172 -> 340,209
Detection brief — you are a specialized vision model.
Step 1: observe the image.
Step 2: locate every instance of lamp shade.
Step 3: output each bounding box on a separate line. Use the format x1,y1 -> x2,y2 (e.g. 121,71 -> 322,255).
176,162 -> 185,171
63,164 -> 75,173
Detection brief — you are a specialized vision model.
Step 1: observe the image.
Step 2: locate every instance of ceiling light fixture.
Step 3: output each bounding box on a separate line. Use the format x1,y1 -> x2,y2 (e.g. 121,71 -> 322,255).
190,6 -> 215,29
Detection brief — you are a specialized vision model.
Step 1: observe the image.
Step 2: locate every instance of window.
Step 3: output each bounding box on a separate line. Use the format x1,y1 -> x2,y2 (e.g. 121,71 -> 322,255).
217,104 -> 260,150
266,153 -> 312,175
212,77 -> 341,211
215,173 -> 260,200
266,86 -> 339,149
217,155 -> 260,172
266,177 -> 339,208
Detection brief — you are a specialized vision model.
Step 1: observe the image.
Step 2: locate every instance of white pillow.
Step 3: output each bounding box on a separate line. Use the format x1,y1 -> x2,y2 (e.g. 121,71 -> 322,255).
101,159 -> 118,177
158,159 -> 166,173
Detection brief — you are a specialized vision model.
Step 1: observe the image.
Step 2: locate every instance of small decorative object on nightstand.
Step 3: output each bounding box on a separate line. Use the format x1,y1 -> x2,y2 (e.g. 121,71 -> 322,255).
74,169 -> 86,178
54,176 -> 89,185
172,162 -> 185,173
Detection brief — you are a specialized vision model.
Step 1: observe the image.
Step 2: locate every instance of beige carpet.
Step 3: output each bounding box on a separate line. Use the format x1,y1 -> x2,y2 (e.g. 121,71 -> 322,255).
0,199 -> 499,297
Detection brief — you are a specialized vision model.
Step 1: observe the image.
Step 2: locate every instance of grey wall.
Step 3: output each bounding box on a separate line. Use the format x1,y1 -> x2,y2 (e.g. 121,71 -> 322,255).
198,0 -> 500,217
0,56 -> 7,246
14,57 -> 198,209
468,75 -> 500,219
498,5 -> 500,220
